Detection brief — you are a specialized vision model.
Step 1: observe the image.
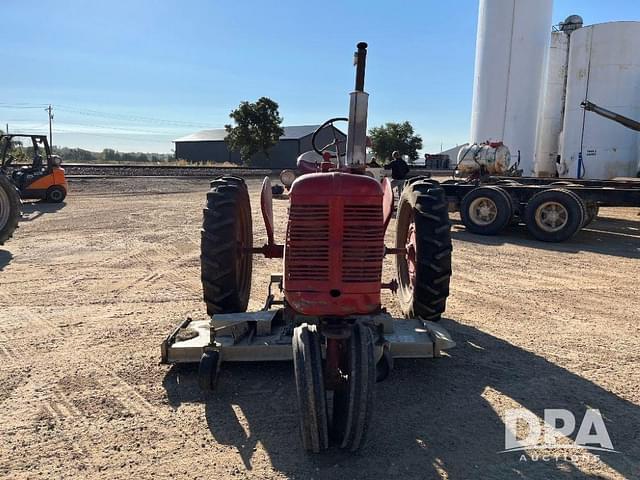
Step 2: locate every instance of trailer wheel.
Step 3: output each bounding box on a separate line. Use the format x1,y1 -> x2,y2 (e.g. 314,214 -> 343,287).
583,203 -> 600,227
198,350 -> 221,391
0,175 -> 20,245
293,324 -> 329,453
201,176 -> 253,315
396,180 -> 452,321
332,322 -> 375,452
525,188 -> 586,242
460,186 -> 513,235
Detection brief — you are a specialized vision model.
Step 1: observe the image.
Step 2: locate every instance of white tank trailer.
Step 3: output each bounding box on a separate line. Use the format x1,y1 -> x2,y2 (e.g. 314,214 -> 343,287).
470,0 -> 553,176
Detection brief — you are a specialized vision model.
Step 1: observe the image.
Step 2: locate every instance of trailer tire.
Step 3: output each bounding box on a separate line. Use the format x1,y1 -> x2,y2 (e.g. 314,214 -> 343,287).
460,186 -> 513,235
583,203 -> 600,227
332,322 -> 375,452
201,176 -> 253,315
396,180 -> 452,321
525,188 -> 586,242
0,175 -> 20,245
293,324 -> 329,453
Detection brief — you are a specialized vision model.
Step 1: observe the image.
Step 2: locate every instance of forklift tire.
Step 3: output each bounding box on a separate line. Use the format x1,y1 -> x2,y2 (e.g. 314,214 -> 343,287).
525,188 -> 586,242
395,179 -> 452,321
293,324 -> 329,453
201,176 -> 253,315
45,186 -> 66,203
460,186 -> 513,235
198,350 -> 221,391
0,175 -> 20,246
332,322 -> 375,452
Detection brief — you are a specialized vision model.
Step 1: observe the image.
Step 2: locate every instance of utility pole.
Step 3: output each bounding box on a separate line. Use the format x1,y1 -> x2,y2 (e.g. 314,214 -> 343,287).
46,105 -> 54,147
5,123 -> 8,134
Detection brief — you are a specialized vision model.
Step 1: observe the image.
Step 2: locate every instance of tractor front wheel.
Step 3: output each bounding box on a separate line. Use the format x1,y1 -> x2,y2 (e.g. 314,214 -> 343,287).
201,176 -> 253,315
395,179 -> 452,321
293,324 -> 329,453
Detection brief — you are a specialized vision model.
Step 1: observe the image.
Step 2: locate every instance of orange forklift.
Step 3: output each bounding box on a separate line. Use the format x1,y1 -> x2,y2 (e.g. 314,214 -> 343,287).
0,134 -> 67,203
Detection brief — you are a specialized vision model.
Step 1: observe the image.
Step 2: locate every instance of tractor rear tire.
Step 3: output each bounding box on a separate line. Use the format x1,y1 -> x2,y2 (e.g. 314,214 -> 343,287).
0,175 -> 20,246
293,324 -> 329,453
45,185 -> 66,203
201,176 -> 253,315
524,188 -> 586,242
460,186 -> 513,235
331,322 -> 375,452
395,179 -> 452,321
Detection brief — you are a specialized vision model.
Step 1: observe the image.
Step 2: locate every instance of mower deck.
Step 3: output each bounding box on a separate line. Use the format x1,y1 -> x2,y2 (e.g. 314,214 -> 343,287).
161,309 -> 455,364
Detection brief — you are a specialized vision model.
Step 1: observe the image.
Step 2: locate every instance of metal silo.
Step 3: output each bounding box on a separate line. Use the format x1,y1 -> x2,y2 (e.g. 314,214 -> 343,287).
470,0 -> 553,175
560,22 -> 640,179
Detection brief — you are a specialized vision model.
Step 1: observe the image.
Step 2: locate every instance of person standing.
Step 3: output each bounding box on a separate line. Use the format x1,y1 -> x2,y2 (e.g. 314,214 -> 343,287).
384,151 -> 410,197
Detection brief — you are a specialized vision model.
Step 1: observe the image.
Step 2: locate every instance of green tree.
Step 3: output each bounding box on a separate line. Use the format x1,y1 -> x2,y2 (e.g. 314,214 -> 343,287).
225,97 -> 284,166
369,121 -> 423,163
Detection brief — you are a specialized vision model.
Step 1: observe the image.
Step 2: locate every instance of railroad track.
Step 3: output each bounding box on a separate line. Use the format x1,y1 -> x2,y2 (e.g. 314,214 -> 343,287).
62,163 -> 276,178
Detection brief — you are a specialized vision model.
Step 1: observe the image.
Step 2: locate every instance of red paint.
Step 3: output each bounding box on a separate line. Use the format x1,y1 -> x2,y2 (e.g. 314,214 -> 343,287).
284,172 -> 384,316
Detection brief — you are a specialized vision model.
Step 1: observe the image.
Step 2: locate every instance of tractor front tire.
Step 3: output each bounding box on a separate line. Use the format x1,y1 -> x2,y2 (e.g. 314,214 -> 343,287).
0,175 -> 20,245
395,179 -> 452,321
293,324 -> 329,453
331,322 -> 375,452
201,176 -> 253,315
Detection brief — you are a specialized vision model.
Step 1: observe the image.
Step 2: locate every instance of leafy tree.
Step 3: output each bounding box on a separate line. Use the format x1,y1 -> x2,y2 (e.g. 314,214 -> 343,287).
369,121 -> 423,163
225,97 -> 284,166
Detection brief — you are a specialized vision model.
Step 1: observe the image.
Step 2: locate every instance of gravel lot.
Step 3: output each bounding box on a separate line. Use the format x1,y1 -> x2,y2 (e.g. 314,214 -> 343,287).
0,177 -> 639,479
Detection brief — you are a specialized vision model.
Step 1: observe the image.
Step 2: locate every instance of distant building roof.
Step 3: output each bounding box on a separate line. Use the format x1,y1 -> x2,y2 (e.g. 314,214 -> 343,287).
174,125 -> 328,143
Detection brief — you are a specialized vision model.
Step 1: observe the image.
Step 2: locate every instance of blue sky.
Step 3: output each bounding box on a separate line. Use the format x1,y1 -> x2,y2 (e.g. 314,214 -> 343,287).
2,0 -> 639,154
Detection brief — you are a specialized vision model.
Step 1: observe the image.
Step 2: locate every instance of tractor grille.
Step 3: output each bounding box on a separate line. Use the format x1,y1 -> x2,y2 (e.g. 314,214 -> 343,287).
286,204 -> 330,281
342,205 -> 384,283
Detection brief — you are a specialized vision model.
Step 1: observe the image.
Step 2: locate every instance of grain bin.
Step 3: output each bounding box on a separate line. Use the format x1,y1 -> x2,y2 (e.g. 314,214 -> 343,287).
559,22 -> 640,179
470,0 -> 553,176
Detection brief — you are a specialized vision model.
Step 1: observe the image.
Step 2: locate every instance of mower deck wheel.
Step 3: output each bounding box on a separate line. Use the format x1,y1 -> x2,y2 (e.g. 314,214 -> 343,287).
198,350 -> 221,391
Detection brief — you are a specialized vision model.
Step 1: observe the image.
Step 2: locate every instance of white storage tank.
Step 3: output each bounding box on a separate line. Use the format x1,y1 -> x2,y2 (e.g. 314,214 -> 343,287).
559,22 -> 640,179
470,0 -> 553,176
534,31 -> 570,177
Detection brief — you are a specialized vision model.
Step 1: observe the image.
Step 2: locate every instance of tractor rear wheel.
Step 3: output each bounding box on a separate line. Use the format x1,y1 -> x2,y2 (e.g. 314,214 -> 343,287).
395,179 -> 452,321
331,322 -> 375,452
201,176 -> 253,315
293,324 -> 329,453
0,175 -> 20,246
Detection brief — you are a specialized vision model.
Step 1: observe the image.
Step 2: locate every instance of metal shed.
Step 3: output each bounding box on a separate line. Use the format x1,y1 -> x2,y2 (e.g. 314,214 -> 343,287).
174,125 -> 345,168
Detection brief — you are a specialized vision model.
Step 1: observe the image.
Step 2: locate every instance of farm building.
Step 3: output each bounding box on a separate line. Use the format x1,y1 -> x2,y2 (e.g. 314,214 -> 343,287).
173,125 -> 346,168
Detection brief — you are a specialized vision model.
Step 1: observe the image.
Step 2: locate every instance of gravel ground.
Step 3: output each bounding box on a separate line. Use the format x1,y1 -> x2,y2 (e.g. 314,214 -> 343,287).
0,176 -> 639,479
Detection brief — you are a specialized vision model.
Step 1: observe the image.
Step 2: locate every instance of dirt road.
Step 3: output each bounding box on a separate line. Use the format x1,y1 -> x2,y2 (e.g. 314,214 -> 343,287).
0,177 -> 639,479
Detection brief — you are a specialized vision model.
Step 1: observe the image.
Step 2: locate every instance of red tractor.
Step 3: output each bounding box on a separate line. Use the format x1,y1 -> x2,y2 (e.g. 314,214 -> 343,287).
162,43 -> 454,452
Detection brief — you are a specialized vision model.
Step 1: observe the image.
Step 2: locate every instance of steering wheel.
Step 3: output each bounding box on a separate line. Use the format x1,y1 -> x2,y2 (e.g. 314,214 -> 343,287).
312,117 -> 348,159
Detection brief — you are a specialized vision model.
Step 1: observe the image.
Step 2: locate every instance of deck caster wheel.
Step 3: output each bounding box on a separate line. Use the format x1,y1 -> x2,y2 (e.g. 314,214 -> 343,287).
331,322 -> 375,452
198,350 -> 221,392
375,347 -> 394,383
293,324 -> 329,453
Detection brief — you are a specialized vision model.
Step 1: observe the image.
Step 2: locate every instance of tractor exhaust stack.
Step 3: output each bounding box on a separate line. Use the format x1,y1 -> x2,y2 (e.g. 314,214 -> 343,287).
345,42 -> 369,168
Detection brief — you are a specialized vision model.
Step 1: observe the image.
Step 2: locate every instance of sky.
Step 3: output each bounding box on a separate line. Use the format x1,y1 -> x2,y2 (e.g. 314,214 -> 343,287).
2,0 -> 640,154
